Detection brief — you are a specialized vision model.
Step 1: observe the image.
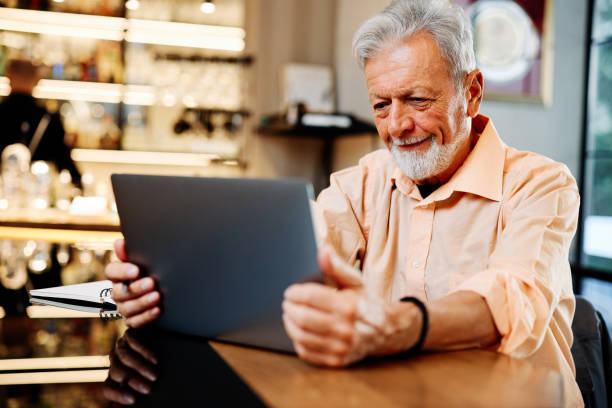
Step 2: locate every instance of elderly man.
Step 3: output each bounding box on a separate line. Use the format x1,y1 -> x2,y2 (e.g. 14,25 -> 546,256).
105,0 -> 582,406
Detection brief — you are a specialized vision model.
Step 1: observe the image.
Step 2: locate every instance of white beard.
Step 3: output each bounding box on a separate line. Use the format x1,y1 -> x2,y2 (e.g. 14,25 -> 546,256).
390,133 -> 468,181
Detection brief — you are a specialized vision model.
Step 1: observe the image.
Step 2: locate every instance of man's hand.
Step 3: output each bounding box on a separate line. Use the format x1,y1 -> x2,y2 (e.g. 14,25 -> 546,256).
105,239 -> 161,327
103,329 -> 159,405
282,247 -> 422,367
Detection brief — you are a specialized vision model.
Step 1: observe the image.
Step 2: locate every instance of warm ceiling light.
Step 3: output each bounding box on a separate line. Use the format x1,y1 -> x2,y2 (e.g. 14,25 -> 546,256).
201,0 -> 216,14
0,7 -> 244,52
0,8 -> 124,41
71,149 -> 218,166
126,19 -> 245,51
0,77 -> 155,105
125,0 -> 140,11
33,80 -> 123,103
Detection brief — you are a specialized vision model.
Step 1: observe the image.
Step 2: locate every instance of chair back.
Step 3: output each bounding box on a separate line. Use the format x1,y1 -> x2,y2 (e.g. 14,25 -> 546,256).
571,296 -> 612,408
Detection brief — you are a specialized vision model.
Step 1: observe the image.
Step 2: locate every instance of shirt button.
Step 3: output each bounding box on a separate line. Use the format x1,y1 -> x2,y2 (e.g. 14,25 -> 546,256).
413,261 -> 421,268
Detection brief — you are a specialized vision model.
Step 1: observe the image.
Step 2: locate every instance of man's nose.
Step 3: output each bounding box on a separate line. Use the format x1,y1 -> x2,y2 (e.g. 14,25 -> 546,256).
388,104 -> 415,140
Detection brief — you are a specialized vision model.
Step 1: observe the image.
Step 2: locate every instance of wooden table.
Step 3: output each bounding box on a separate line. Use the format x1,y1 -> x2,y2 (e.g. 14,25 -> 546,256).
211,342 -> 563,408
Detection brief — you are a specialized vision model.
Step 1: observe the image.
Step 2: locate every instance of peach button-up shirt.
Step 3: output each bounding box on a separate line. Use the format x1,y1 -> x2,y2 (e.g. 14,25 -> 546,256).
314,115 -> 582,407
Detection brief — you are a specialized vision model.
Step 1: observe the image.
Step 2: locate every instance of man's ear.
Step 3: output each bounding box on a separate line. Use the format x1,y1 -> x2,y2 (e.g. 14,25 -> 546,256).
464,69 -> 483,118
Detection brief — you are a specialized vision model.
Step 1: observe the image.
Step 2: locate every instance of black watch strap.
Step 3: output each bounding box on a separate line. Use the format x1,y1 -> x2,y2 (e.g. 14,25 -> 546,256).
399,296 -> 429,354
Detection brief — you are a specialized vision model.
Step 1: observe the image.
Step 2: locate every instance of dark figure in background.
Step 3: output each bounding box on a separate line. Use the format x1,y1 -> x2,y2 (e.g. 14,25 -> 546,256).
0,58 -> 81,187
0,59 -> 81,315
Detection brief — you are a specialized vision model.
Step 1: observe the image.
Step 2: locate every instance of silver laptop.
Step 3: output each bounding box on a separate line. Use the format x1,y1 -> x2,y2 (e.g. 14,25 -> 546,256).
111,174 -> 321,353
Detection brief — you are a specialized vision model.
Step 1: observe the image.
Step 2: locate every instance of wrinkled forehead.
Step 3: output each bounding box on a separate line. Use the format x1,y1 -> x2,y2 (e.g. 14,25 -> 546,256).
364,33 -> 455,93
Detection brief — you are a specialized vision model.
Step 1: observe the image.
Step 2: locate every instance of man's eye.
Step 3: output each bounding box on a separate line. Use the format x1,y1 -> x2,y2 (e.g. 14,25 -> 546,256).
411,97 -> 427,103
373,102 -> 387,110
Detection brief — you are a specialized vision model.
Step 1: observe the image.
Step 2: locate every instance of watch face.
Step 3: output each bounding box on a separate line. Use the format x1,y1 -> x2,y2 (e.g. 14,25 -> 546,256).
468,0 -> 540,84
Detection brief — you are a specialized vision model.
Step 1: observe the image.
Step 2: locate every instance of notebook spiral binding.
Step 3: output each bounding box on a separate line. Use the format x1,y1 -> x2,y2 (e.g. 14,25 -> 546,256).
99,287 -> 121,320
100,287 -> 113,298
99,309 -> 122,321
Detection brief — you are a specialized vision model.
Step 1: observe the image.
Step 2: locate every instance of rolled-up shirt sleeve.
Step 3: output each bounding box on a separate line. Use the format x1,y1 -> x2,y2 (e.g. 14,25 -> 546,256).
314,166 -> 368,268
452,162 -> 580,357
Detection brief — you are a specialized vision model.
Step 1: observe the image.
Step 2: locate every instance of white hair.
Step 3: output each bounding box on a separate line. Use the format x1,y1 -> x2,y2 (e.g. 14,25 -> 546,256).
352,0 -> 476,89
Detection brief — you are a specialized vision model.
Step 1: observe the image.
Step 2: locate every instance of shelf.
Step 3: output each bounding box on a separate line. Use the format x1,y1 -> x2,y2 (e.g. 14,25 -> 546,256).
258,114 -> 377,138
0,8 -> 245,51
0,7 -> 123,41
126,18 -> 244,51
0,370 -> 109,385
0,208 -> 121,243
26,305 -> 114,319
156,54 -> 254,65
0,77 -> 155,105
71,148 -> 245,167
0,305 -> 122,319
0,208 -> 119,229
0,226 -> 122,244
0,355 -> 110,371
0,77 -> 252,107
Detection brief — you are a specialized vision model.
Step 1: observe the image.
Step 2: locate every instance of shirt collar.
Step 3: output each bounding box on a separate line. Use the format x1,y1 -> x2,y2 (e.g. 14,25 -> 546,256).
390,115 -> 505,204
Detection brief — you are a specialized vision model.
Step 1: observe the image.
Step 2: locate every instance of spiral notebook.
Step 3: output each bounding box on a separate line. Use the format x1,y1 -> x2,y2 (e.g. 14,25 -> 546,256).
29,280 -> 122,320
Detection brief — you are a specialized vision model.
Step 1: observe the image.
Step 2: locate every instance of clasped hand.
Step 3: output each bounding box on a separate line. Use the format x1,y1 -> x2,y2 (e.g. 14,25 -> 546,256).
282,247 -> 422,367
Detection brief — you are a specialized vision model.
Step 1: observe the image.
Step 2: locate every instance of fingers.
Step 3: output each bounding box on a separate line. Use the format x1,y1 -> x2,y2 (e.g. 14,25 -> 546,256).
112,278 -> 155,302
108,351 -> 131,384
284,283 -> 357,318
107,357 -> 153,401
318,246 -> 363,289
105,261 -> 139,282
117,291 -> 160,319
282,299 -> 353,341
114,239 -> 128,262
282,282 -> 390,368
124,330 -> 158,365
107,360 -> 153,395
103,378 -> 137,405
125,307 -> 161,328
107,270 -> 160,328
105,350 -> 155,405
105,331 -> 158,404
283,314 -> 350,355
127,375 -> 153,394
105,246 -> 161,329
116,340 -> 158,382
293,343 -> 347,368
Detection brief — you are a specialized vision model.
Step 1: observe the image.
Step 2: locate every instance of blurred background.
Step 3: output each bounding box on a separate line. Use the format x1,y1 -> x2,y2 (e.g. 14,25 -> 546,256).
0,0 -> 609,383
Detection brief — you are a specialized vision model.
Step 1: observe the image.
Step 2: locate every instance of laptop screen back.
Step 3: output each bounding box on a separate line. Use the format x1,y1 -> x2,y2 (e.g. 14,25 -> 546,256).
111,174 -> 320,352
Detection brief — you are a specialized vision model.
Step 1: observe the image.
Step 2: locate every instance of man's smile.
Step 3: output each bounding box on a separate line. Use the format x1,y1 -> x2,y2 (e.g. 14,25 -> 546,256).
393,135 -> 434,152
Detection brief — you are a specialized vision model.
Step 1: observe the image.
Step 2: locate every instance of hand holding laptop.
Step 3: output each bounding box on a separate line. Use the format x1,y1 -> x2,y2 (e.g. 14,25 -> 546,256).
282,245 -> 423,367
105,239 -> 161,327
